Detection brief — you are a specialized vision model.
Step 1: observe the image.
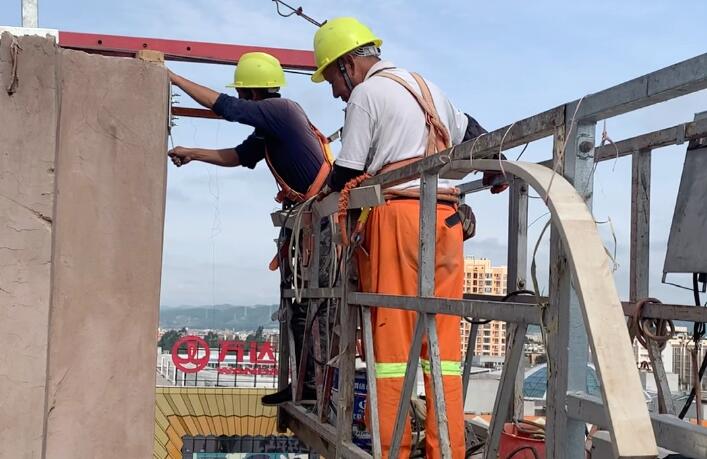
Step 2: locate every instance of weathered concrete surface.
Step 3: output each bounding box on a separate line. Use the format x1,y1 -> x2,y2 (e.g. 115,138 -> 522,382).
0,33 -> 58,458
0,33 -> 169,458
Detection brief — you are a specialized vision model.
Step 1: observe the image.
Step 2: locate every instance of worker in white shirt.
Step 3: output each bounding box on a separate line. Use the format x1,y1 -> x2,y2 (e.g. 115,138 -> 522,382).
311,17 -> 506,458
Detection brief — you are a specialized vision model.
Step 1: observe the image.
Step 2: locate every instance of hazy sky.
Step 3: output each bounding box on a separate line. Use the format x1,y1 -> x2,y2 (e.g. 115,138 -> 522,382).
3,1 -> 706,307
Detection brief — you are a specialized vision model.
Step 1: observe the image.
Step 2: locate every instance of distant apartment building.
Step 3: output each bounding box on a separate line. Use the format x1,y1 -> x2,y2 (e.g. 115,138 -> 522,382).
460,258 -> 508,357
633,329 -> 707,392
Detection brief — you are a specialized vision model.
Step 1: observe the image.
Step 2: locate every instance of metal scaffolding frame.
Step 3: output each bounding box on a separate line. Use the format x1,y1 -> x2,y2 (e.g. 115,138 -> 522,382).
15,4 -> 705,456
272,52 -> 707,458
26,21 -> 705,456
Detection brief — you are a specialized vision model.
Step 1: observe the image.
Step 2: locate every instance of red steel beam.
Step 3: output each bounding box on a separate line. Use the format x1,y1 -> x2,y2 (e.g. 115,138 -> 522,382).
171,107 -> 221,120
58,31 -> 316,70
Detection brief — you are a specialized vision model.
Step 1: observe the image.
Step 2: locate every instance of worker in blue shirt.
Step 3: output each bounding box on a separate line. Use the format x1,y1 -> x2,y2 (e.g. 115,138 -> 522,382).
168,52 -> 332,405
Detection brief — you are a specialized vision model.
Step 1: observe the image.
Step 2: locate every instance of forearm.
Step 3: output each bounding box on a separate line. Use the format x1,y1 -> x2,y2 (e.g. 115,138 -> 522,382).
189,148 -> 240,167
170,72 -> 220,109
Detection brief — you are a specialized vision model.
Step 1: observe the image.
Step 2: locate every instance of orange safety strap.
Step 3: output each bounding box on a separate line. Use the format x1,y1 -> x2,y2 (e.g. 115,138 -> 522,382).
375,71 -> 451,156
264,122 -> 334,204
267,122 -> 333,270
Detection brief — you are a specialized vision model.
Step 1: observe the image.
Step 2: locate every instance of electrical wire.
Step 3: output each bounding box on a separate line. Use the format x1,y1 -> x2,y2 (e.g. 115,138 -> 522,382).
515,142 -> 530,161
271,0 -> 323,27
677,272 -> 707,419
283,69 -> 314,76
693,273 -> 706,341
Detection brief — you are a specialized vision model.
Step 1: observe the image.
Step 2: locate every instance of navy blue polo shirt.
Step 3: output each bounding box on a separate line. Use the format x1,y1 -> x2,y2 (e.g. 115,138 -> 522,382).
212,94 -> 323,194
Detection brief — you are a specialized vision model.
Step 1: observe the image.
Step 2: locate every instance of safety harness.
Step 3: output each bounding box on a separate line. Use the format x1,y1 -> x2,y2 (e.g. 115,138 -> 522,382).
338,70 -> 471,245
264,121 -> 335,204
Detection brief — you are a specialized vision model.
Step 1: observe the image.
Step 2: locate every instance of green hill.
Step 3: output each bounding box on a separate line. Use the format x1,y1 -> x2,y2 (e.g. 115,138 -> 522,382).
159,304 -> 278,331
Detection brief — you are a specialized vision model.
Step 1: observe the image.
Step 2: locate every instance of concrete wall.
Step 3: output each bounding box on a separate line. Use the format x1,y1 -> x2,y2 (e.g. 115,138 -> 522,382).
0,33 -> 58,459
0,33 -> 169,458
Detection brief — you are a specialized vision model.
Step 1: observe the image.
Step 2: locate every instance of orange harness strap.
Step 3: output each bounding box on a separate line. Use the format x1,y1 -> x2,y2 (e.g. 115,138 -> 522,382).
375,71 -> 451,155
264,123 -> 333,204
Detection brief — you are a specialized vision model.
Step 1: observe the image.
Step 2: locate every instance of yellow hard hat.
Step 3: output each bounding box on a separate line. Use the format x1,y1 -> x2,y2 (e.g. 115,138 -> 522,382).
311,17 -> 382,83
227,52 -> 286,89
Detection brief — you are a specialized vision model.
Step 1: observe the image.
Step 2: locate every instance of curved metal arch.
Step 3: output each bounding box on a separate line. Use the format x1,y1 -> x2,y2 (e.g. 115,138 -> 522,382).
472,159 -> 657,458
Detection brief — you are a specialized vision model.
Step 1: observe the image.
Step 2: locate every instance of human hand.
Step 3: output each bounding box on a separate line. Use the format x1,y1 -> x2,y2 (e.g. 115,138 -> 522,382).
168,146 -> 193,167
482,171 -> 509,194
167,70 -> 180,84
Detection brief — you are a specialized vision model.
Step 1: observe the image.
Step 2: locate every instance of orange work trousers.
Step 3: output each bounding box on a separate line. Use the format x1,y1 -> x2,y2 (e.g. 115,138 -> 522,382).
357,199 -> 465,458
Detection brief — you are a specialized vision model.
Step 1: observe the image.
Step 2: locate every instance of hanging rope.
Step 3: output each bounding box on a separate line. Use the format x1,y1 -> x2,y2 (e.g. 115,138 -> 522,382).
497,121 -> 516,179
337,173 -> 371,246
289,196 -> 318,304
601,120 -> 621,171
6,36 -> 22,95
271,0 -> 324,27
627,298 -> 675,350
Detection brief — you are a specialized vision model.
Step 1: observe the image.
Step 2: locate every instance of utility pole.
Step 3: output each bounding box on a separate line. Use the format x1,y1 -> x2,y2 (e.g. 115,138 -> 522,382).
22,0 -> 38,27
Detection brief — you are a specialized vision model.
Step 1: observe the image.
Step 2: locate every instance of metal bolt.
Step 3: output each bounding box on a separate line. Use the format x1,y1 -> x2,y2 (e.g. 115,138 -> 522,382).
579,140 -> 594,153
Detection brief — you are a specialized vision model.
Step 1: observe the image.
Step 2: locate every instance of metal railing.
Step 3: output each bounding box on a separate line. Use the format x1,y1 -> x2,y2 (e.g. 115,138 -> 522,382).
273,53 -> 707,458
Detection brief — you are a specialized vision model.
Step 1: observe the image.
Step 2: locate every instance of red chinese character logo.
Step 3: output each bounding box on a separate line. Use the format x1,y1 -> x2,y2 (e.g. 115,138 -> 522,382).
171,335 -> 210,373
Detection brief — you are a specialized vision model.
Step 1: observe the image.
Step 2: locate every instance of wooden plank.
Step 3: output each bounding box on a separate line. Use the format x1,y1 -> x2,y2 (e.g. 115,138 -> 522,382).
136,49 -> 165,63
171,106 -> 221,119
567,392 -> 707,459
361,307 -> 383,458
483,323 -> 528,459
348,293 -> 542,324
471,157 -> 657,458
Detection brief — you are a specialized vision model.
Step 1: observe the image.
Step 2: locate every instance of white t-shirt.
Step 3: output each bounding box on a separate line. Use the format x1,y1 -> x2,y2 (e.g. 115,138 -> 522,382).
336,60 -> 468,188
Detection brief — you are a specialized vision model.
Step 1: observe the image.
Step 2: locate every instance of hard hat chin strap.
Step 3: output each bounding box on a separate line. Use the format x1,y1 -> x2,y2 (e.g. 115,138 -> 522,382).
337,59 -> 354,92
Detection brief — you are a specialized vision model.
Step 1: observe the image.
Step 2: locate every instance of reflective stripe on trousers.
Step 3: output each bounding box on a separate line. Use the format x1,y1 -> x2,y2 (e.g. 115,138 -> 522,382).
375,360 -> 461,378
